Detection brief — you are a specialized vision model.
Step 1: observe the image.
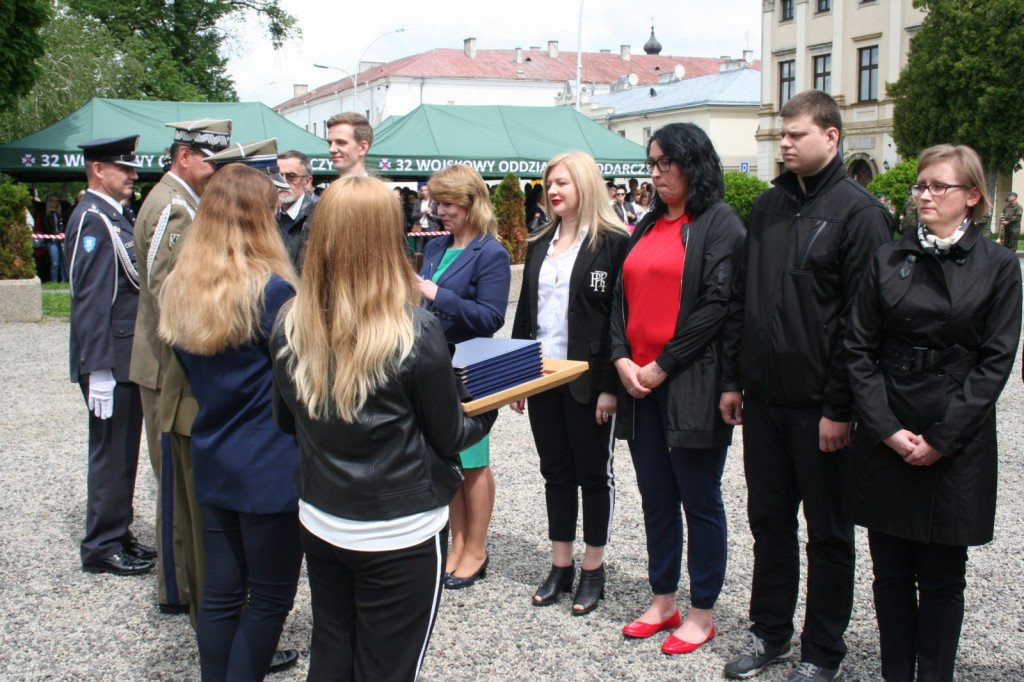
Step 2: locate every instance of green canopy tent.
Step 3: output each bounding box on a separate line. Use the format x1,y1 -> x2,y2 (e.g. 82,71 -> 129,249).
0,98 -> 333,182
366,104 -> 648,180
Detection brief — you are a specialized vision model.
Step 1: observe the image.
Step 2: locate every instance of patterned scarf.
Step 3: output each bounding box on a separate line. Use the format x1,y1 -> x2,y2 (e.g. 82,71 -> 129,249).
917,216 -> 971,254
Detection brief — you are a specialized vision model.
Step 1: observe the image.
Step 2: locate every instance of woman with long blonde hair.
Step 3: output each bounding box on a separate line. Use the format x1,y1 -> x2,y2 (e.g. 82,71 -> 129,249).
510,152 -> 629,614
272,176 -> 496,681
158,163 -> 302,681
417,163 -> 511,589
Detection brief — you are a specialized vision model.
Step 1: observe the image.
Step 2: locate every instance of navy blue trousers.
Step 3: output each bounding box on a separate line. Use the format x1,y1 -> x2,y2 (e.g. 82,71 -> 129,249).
197,505 -> 302,682
627,385 -> 728,607
79,380 -> 143,564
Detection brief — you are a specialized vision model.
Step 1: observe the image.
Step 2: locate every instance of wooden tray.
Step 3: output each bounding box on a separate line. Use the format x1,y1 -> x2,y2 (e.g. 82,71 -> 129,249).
461,359 -> 589,416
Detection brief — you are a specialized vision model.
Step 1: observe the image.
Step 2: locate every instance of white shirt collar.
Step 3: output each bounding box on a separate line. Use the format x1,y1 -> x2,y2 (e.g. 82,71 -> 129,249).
166,171 -> 202,205
285,193 -> 305,220
86,189 -> 124,214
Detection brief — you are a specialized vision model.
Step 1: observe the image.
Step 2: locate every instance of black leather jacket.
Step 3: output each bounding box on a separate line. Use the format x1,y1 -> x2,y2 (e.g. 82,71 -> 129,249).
271,305 -> 496,521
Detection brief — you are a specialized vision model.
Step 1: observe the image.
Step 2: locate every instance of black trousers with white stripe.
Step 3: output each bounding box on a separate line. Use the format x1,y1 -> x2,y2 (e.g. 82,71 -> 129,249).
527,385 -> 615,547
302,524 -> 448,682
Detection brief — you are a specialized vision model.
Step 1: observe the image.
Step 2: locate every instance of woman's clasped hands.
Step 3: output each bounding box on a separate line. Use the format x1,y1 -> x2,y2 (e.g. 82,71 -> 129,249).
884,429 -> 944,466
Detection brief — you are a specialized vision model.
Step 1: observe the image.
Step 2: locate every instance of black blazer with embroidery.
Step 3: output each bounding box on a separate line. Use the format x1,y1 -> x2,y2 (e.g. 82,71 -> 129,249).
512,226 -> 630,404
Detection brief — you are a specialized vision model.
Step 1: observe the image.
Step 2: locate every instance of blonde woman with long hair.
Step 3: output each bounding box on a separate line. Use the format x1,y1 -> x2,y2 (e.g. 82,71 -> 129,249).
158,163 -> 302,681
510,152 -> 629,614
271,176 -> 497,681
417,163 -> 511,589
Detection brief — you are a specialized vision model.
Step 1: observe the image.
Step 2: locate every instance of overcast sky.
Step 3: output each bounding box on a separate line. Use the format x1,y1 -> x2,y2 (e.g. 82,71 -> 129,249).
225,0 -> 763,108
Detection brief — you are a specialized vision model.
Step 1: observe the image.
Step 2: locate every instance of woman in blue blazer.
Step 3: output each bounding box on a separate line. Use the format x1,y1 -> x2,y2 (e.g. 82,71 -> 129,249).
418,163 -> 511,588
511,152 -> 629,615
159,164 -> 301,681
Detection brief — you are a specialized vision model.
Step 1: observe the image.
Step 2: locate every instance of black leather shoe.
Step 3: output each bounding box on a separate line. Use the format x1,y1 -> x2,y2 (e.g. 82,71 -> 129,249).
83,552 -> 154,576
572,565 -> 605,616
533,563 -> 575,606
268,649 -> 299,674
123,540 -> 157,560
158,603 -> 191,615
444,554 -> 488,590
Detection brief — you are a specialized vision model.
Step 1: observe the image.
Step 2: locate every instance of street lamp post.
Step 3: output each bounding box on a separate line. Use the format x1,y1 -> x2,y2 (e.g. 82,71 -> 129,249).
354,27 -> 407,118
576,0 -> 585,111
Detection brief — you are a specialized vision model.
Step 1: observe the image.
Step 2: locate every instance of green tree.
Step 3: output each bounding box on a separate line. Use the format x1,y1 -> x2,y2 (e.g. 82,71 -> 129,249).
722,171 -> 770,225
889,0 -> 1024,177
64,0 -> 298,101
866,159 -> 918,221
0,11 -> 144,144
0,181 -> 35,279
491,173 -> 527,264
0,0 -> 50,113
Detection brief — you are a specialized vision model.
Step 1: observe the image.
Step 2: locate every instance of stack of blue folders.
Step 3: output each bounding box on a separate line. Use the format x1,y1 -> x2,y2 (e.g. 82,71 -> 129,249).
451,338 -> 544,400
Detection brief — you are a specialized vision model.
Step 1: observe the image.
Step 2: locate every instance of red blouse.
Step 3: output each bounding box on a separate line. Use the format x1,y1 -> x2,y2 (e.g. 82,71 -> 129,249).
623,214 -> 689,367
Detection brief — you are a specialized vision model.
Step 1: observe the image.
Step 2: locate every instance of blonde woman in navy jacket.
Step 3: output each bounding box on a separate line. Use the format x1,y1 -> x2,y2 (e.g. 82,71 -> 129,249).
159,165 -> 301,681
418,163 -> 511,588
510,152 -> 629,615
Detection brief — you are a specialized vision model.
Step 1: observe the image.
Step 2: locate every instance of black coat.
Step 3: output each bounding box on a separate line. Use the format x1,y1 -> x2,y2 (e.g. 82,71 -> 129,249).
610,202 -> 745,448
511,226 -> 630,404
278,193 -> 318,275
843,227 -> 1022,546
271,305 -> 496,521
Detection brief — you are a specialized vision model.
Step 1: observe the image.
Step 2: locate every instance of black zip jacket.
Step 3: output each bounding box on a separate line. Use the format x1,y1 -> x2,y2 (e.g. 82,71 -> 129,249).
610,202 -> 745,448
720,154 -> 892,419
271,304 -> 497,522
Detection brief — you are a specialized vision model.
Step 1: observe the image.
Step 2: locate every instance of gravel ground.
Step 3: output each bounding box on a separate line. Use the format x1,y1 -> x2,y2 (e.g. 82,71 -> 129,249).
3,293 -> 1024,682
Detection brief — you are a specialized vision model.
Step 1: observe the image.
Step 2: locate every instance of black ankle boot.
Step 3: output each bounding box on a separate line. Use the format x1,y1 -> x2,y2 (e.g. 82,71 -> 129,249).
572,565 -> 605,616
533,563 -> 575,606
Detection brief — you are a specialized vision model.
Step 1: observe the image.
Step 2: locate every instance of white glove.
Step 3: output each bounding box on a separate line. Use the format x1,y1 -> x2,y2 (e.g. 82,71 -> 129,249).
88,369 -> 116,420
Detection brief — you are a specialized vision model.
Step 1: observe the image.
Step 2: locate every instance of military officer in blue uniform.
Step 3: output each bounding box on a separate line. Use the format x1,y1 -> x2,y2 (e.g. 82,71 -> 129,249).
66,135 -> 155,576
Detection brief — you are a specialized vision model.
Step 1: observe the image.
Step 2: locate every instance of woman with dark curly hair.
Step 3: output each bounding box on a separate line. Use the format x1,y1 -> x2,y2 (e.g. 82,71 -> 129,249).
610,123 -> 744,655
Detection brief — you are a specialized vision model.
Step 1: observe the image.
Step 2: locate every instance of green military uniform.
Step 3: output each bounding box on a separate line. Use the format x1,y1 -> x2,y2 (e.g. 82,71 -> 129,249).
131,118 -> 231,625
1001,197 -> 1022,250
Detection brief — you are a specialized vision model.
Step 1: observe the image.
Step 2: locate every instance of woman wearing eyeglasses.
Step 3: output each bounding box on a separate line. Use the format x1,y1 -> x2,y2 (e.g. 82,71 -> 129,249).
844,144 -> 1022,682
610,123 -> 744,655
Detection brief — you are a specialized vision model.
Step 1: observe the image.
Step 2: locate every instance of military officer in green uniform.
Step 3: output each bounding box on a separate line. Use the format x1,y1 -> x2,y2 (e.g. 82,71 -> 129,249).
132,119 -> 231,622
1000,191 -> 1022,250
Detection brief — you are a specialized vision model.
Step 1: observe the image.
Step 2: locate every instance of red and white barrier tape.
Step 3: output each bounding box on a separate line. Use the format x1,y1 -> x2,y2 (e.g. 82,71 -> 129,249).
406,230 -> 450,237
32,234 -> 64,240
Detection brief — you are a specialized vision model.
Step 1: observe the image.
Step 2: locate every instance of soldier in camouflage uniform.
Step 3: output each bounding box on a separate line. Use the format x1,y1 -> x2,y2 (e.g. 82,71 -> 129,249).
1000,192 -> 1022,250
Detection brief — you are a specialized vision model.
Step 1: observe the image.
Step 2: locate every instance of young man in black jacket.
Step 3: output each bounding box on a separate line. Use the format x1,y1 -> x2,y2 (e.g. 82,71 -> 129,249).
719,90 -> 892,682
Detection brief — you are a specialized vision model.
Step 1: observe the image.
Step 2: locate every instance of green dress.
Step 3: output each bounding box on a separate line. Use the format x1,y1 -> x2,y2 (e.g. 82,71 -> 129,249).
432,248 -> 490,469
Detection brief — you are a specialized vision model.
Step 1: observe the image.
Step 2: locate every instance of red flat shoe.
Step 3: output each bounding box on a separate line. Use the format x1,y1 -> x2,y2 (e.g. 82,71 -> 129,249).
661,622 -> 716,655
622,609 -> 682,639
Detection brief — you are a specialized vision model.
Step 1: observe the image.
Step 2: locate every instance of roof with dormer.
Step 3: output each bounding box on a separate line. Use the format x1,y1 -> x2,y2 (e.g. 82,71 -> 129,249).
274,47 -> 761,111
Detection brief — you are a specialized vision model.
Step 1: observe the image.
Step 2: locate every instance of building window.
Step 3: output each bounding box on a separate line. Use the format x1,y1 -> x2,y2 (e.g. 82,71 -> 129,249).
643,127 -> 652,144
813,54 -> 832,94
781,0 -> 794,21
779,60 -> 796,107
816,0 -> 831,11
858,46 -> 879,102
313,122 -> 317,136
618,130 -> 626,137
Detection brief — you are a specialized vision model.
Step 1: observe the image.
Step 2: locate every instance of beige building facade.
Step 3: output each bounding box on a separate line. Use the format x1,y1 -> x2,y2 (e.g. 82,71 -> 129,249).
757,0 -> 925,184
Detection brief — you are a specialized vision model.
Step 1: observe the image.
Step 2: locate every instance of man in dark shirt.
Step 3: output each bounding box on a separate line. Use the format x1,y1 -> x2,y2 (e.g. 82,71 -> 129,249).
719,90 -> 892,682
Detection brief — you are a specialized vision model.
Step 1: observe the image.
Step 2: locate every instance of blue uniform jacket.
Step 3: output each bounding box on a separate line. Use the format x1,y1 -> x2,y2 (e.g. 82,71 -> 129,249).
65,190 -> 139,383
419,232 -> 511,344
176,275 -> 299,513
